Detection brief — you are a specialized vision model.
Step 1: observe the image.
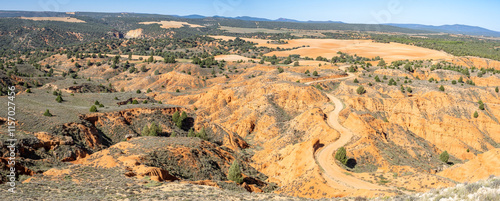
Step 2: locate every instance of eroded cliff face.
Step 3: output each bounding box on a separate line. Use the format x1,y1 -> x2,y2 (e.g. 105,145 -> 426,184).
337,82 -> 500,162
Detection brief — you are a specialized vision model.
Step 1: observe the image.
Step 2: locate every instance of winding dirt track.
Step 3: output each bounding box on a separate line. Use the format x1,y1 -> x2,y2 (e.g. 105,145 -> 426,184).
305,70 -> 389,191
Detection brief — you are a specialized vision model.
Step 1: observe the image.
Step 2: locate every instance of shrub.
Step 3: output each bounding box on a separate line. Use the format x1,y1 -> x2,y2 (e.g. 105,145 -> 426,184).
305,70 -> 310,74
94,100 -> 100,105
172,111 -> 180,123
176,111 -> 187,128
170,131 -> 176,137
26,88 -> 31,93
277,67 -> 284,73
312,71 -> 318,76
335,147 -> 348,165
56,95 -> 63,103
228,160 -> 243,184
136,89 -> 141,94
196,127 -> 207,140
43,109 -> 52,117
452,80 -> 457,85
99,103 -> 104,108
377,59 -> 386,67
496,86 -> 499,93
388,78 -> 397,85
356,86 -> 366,95
478,100 -> 485,110
89,105 -> 98,112
146,88 -> 152,93
474,111 -> 479,118
141,124 -> 150,136
187,128 -> 195,137
294,61 -> 299,66
132,100 -> 139,104
353,78 -> 359,83
407,87 -> 413,93
143,100 -> 148,104
176,89 -> 180,93
148,122 -> 161,136
439,151 -> 449,163
439,85 -> 445,91
374,75 -> 381,82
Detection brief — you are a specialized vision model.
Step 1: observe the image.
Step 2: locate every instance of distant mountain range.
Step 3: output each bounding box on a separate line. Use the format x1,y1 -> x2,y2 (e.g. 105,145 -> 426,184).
385,23 -> 500,38
173,15 -> 345,24
173,14 -> 500,37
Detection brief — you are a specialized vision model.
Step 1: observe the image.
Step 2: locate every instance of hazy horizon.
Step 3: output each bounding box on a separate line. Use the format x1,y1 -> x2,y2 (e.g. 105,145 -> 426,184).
2,0 -> 500,32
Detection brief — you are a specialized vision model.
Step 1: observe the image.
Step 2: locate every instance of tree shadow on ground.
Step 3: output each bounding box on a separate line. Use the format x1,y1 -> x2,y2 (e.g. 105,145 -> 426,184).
346,158 -> 357,169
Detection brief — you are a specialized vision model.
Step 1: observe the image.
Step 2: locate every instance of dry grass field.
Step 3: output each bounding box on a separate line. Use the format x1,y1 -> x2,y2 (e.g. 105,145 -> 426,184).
211,36 -> 452,63
139,21 -> 204,29
19,17 -> 86,23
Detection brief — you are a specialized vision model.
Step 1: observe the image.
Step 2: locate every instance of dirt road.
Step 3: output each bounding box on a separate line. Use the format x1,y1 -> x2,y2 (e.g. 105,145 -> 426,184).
305,70 -> 389,190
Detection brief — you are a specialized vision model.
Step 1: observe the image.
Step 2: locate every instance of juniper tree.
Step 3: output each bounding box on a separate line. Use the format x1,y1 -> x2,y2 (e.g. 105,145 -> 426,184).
439,151 -> 449,163
335,147 -> 348,165
56,95 -> 63,103
89,105 -> 98,112
141,124 -> 150,136
188,128 -> 195,137
439,85 -> 445,91
478,100 -> 485,110
356,86 -> 366,95
43,109 -> 52,117
228,160 -> 243,184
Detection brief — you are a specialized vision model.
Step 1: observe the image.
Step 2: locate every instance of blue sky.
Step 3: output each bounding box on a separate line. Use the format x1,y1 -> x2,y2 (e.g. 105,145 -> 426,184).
3,0 -> 500,31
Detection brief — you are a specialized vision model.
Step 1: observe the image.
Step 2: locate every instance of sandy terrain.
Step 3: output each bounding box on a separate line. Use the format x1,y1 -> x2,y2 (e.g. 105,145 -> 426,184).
19,17 -> 86,23
214,54 -> 254,62
139,21 -> 204,29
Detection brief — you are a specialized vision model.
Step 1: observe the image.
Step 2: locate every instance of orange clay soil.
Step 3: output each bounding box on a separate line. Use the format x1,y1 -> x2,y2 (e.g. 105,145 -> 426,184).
210,36 -> 452,63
